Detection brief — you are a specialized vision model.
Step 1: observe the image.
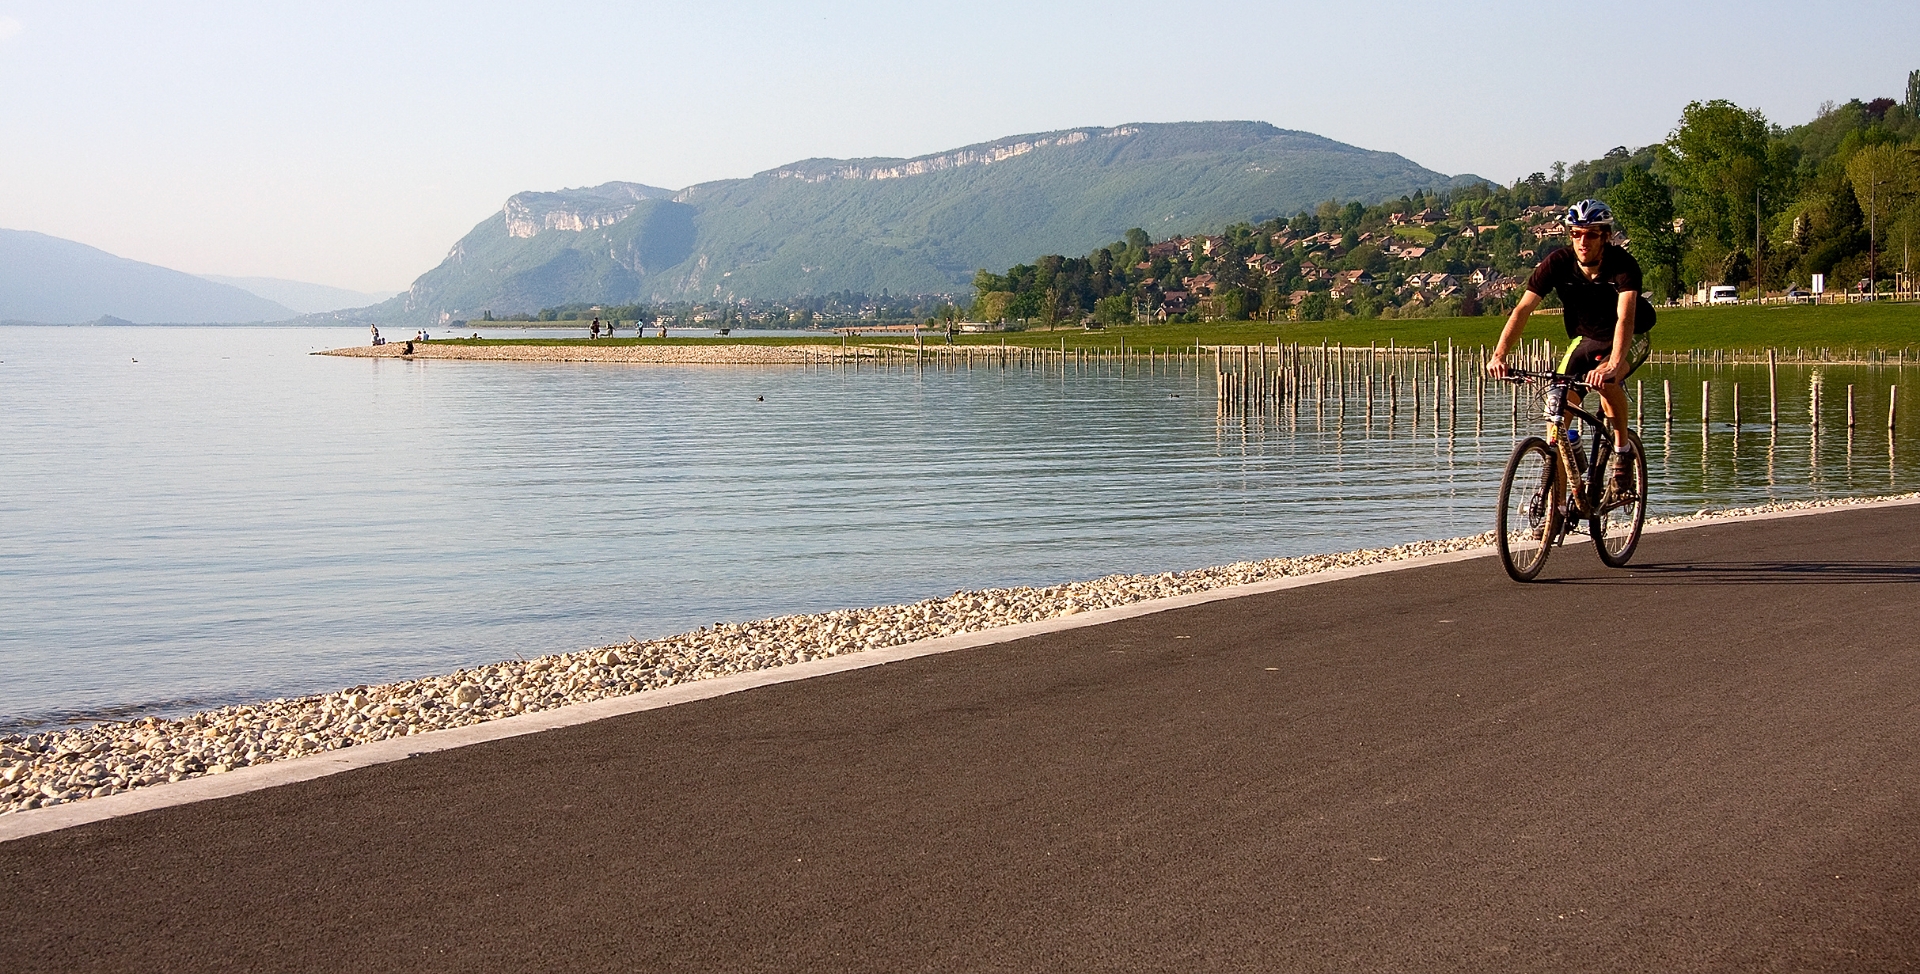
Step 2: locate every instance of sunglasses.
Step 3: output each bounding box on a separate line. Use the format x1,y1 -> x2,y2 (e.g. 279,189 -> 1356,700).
1568,227 -> 1610,240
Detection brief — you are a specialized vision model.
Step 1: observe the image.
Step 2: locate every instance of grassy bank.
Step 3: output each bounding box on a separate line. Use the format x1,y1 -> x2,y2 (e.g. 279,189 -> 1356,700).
444,301 -> 1918,355
957,301 -> 1920,354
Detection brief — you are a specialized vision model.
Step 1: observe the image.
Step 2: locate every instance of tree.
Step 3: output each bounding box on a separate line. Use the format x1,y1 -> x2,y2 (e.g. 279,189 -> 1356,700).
1604,165 -> 1684,300
974,291 -> 1015,323
1212,288 -> 1252,321
1297,292 -> 1332,321
1093,294 -> 1133,326
1846,143 -> 1918,292
1661,100 -> 1783,260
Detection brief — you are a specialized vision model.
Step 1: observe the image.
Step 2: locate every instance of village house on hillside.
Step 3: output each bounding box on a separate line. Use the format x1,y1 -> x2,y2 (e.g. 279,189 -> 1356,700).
1329,269 -> 1373,297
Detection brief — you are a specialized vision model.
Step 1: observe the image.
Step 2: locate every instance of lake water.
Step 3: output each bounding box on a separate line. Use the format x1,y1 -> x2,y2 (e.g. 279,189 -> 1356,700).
3,325 -> 1916,733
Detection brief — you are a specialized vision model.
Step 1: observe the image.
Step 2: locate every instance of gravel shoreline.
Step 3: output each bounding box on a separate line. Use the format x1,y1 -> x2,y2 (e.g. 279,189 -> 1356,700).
5,491 -> 1914,816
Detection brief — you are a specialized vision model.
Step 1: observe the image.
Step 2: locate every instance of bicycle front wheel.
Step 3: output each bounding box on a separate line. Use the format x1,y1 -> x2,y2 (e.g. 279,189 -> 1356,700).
1592,430 -> 1647,567
1496,436 -> 1559,582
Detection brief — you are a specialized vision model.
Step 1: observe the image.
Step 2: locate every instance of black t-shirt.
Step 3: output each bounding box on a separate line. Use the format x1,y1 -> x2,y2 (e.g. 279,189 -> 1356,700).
1525,244 -> 1655,341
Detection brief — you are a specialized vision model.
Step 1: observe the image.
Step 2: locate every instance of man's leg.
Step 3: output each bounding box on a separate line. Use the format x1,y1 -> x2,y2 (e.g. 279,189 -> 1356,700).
1598,381 -> 1631,449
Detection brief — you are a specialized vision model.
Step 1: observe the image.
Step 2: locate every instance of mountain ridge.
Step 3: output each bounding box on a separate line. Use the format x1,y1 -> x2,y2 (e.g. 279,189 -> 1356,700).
200,275 -> 398,315
0,229 -> 297,324
373,121 -> 1485,323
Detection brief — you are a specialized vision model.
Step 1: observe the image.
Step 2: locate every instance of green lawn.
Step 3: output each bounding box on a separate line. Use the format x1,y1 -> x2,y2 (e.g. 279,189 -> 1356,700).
439,301 -> 1920,355
913,302 -> 1920,354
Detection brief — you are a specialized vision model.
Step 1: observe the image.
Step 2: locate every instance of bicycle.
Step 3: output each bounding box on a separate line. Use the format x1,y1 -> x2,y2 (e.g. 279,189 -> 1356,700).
1493,369 -> 1647,582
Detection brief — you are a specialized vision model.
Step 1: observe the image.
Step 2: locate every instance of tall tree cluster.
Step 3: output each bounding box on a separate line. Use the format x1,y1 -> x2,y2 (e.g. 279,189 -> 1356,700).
971,85 -> 1920,324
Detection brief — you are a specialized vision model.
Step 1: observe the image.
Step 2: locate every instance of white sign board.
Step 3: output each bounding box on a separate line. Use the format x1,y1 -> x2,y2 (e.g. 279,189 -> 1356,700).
1811,273 -> 1825,294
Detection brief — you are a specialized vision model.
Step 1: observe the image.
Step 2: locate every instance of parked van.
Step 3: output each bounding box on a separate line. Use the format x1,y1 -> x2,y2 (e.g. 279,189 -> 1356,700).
1694,285 -> 1740,305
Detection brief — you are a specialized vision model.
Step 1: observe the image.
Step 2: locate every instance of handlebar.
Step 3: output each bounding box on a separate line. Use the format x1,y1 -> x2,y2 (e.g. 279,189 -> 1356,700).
1496,368 -> 1594,391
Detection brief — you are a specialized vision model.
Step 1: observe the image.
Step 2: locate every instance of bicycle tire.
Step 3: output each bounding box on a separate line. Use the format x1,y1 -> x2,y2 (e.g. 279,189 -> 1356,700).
1496,436 -> 1559,582
1592,430 -> 1647,567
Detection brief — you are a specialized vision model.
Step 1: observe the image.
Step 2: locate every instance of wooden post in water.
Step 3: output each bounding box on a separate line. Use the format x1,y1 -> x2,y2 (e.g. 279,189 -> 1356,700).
1890,386 -> 1899,430
1847,385 -> 1856,427
1241,345 -> 1251,409
1811,378 -> 1820,429
1768,348 -> 1778,426
1702,380 -> 1711,428
1733,383 -> 1741,427
1338,346 -> 1346,410
1635,380 -> 1644,428
1664,379 -> 1672,423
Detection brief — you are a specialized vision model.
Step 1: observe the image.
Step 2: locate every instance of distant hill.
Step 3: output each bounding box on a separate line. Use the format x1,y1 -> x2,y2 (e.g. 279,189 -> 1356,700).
0,229 -> 296,324
375,122 -> 1483,322
200,276 -> 398,315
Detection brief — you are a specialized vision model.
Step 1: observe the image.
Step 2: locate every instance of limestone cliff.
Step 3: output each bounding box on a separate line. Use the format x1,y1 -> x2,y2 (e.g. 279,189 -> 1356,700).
504,182 -> 675,238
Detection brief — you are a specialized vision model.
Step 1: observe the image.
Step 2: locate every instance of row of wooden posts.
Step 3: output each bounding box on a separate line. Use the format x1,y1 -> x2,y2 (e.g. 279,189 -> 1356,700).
806,336 -> 1905,433
1674,378 -> 1898,430
1211,340 -> 1905,433
810,337 -> 1190,373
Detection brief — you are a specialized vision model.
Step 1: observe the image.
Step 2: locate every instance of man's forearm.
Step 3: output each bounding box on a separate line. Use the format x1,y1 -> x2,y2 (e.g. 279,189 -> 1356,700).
1494,314 -> 1526,357
1494,296 -> 1539,358
1608,293 -> 1636,370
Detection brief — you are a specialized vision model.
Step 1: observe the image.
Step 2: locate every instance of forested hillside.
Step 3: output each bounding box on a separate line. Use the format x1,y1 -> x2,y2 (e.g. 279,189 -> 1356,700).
971,79 -> 1920,326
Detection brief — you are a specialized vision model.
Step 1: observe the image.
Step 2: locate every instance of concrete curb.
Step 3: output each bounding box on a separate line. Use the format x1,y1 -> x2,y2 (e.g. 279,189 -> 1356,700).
7,493 -> 1916,843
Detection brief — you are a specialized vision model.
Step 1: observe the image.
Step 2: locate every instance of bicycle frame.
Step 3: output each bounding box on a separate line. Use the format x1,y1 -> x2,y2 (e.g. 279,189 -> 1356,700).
1506,370 -> 1611,522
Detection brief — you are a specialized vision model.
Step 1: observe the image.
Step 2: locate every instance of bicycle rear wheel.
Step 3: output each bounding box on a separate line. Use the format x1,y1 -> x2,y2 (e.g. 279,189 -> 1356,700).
1592,430 -> 1647,567
1496,436 -> 1559,582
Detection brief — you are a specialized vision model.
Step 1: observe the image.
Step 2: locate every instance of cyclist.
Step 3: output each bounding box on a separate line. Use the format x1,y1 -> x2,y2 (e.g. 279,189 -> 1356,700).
1487,198 -> 1654,495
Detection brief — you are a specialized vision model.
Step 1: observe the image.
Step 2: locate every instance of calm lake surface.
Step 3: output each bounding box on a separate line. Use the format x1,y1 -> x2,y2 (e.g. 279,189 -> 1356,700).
3,325 -> 1916,732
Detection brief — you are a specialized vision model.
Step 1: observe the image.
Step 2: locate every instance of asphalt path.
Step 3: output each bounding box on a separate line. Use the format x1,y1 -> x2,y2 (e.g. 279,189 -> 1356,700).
5,505 -> 1920,973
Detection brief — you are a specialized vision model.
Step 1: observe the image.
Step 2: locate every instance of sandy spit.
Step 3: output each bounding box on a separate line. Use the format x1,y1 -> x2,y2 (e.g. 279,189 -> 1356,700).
317,343 -> 849,364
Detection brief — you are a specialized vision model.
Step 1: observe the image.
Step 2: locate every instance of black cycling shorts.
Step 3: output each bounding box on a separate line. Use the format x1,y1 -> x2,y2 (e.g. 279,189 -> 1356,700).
1558,333 -> 1651,386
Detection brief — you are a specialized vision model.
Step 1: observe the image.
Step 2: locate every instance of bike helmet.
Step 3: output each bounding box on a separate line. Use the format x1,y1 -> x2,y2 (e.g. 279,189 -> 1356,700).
1565,198 -> 1613,227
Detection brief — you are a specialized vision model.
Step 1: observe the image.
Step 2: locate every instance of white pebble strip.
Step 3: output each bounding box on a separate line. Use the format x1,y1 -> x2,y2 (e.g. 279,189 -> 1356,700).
4,490 -> 1914,816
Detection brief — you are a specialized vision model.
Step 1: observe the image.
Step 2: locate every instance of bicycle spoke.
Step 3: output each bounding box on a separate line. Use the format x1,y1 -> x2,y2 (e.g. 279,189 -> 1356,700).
1497,438 -> 1557,581
1593,430 -> 1647,567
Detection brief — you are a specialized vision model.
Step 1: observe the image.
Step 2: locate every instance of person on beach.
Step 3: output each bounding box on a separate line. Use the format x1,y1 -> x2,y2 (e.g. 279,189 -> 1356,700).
1487,198 -> 1654,496
591,317 -> 601,340
370,324 -> 383,346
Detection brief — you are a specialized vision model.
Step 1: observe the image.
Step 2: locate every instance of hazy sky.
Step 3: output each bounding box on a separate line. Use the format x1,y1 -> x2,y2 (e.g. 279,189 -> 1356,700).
2,1 -> 1915,293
